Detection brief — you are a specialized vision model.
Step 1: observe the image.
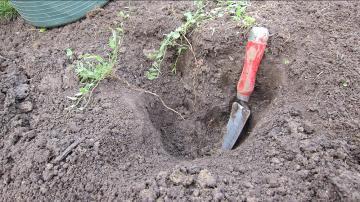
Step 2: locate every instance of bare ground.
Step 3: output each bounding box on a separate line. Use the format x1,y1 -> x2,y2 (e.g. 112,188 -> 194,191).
0,1 -> 359,201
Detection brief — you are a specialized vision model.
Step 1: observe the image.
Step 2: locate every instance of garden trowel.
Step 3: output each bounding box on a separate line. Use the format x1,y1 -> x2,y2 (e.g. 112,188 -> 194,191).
222,27 -> 269,150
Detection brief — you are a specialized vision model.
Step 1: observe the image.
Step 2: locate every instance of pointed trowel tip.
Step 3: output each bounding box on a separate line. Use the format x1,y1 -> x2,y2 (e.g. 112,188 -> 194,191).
222,102 -> 251,150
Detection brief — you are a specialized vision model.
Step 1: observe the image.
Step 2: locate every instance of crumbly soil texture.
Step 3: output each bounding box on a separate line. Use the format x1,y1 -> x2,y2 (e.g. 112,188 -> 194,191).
1,1 -> 359,201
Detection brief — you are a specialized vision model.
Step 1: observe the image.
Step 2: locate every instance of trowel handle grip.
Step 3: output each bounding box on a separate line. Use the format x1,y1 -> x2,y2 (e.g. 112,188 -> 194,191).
237,27 -> 269,102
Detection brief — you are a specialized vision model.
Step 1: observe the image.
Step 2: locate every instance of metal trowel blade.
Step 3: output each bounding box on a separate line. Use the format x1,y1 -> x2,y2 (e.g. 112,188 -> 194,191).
222,102 -> 251,150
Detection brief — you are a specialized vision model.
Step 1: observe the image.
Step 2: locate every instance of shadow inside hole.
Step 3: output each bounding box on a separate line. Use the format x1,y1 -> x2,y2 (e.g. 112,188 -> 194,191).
147,96 -> 228,159
232,114 -> 252,149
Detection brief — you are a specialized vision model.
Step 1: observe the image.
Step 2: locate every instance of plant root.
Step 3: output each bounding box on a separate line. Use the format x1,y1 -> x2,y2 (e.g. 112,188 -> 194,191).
113,75 -> 185,120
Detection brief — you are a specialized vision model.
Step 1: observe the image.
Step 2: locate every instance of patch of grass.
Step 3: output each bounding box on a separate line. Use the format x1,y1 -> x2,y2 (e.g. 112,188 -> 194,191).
0,0 -> 17,20
220,0 -> 256,28
145,1 -> 208,80
67,26 -> 124,110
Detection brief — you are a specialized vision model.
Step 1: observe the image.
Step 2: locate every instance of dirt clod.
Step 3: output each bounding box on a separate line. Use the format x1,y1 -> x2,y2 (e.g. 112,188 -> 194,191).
169,169 -> 194,186
197,169 -> 217,188
14,84 -> 29,100
17,101 -> 33,112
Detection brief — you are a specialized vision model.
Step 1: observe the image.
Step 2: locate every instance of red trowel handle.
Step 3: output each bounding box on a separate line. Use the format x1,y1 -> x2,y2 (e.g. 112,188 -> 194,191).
237,27 -> 269,102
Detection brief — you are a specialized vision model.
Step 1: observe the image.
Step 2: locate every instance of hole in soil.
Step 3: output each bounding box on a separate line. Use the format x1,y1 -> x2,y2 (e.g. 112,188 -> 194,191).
147,98 -> 229,159
232,58 -> 284,148
246,58 -> 283,130
147,53 -> 283,159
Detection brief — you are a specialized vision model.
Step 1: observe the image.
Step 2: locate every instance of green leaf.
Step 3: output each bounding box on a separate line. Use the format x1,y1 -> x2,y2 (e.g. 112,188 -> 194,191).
79,88 -> 88,94
145,67 -> 160,80
171,31 -> 181,40
39,28 -> 46,33
66,48 -> 73,58
117,11 -> 129,19
243,15 -> 256,27
109,29 -> 118,50
340,80 -> 350,87
235,6 -> 246,18
116,27 -> 124,34
184,12 -> 193,21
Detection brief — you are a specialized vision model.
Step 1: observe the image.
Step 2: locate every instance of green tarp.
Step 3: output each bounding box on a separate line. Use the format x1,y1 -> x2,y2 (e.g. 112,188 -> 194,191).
11,0 -> 108,28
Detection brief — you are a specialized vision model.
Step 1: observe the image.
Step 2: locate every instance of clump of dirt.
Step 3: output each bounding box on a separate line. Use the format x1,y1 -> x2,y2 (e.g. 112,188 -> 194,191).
0,1 -> 359,201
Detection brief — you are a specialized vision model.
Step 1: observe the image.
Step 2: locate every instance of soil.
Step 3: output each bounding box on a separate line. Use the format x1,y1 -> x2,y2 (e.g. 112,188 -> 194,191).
1,1 -> 359,201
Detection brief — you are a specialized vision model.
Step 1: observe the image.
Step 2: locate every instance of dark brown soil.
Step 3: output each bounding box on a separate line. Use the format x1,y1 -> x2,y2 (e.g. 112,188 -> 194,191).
1,1 -> 359,201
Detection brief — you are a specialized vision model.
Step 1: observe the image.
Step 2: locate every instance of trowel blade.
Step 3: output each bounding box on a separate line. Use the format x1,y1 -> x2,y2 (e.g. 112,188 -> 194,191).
222,102 -> 251,150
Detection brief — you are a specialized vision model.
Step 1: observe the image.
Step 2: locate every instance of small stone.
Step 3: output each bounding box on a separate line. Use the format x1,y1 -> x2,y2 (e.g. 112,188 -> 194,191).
42,170 -> 54,181
15,84 -> 29,100
243,181 -> 253,188
17,101 -> 33,113
297,126 -> 304,133
197,169 -> 217,188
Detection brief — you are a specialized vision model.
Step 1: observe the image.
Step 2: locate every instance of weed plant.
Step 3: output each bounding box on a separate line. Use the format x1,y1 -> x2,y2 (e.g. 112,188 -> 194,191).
67,27 -> 124,110
218,1 -> 255,28
145,0 -> 256,80
0,0 -> 17,20
145,1 -> 208,80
